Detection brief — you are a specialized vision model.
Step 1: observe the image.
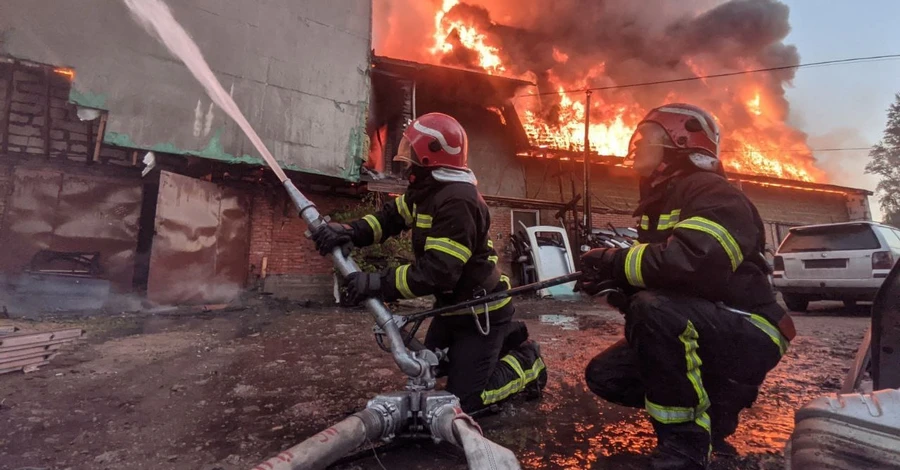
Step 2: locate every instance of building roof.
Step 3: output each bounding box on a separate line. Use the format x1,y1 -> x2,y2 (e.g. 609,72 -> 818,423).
372,56 -> 535,92
727,172 -> 873,196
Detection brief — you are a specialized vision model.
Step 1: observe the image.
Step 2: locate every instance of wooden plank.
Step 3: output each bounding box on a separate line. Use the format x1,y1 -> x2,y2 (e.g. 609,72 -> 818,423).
0,343 -> 63,362
0,328 -> 84,349
842,325 -> 872,393
0,336 -> 82,354
0,349 -> 57,366
91,113 -> 108,162
0,353 -> 56,371
0,359 -> 50,375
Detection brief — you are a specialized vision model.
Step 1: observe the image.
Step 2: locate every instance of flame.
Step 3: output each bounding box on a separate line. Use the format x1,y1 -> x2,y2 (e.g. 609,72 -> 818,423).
746,92 -> 762,116
552,48 -> 569,64
53,67 -> 75,80
425,3 -> 825,183
431,0 -> 505,74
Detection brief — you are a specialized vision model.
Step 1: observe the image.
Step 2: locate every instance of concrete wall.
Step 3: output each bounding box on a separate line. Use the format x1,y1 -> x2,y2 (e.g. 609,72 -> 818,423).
1,0 -> 372,180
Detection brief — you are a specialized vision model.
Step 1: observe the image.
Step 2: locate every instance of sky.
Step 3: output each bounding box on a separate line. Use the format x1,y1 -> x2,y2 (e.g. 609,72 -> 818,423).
780,0 -> 900,221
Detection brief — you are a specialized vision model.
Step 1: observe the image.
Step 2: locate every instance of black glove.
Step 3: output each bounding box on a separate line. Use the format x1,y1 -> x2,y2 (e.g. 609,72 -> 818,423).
311,222 -> 354,256
580,248 -> 621,282
342,272 -> 382,305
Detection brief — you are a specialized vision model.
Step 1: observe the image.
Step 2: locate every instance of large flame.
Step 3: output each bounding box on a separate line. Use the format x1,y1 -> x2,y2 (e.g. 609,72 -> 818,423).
423,3 -> 825,182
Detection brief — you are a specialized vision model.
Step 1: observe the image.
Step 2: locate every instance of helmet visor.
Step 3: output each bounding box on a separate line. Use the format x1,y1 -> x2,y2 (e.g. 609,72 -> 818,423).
392,136 -> 415,169
625,122 -> 673,174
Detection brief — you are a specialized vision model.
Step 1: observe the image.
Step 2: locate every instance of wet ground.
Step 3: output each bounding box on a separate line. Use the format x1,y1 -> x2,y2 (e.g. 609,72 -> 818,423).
0,298 -> 868,470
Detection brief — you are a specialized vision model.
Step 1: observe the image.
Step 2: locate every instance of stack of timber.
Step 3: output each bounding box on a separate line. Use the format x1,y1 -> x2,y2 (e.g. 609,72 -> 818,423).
0,328 -> 85,374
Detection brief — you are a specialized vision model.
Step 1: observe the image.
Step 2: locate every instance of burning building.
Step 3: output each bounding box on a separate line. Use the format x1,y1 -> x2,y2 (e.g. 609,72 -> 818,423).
0,0 -> 874,309
367,0 -> 872,277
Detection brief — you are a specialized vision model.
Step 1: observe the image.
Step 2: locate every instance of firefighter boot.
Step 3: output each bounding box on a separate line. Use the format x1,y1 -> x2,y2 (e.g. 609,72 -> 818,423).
650,423 -> 710,470
509,340 -> 547,401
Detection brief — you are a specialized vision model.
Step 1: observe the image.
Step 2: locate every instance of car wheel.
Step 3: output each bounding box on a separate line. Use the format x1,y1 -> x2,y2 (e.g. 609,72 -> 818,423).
843,299 -> 858,309
783,294 -> 809,312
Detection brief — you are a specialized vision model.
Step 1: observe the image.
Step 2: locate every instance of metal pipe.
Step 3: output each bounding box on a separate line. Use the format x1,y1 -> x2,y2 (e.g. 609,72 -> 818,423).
250,408 -> 384,470
403,272 -> 583,322
283,180 -> 426,379
582,90 -> 593,232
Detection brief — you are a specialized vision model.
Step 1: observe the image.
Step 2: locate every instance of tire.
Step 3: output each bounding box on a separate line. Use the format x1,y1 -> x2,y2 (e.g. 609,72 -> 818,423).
843,299 -> 858,309
783,294 -> 809,312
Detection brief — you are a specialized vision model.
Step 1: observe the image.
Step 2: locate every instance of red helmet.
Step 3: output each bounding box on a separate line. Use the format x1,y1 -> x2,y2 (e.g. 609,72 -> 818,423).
627,103 -> 721,174
393,113 -> 468,170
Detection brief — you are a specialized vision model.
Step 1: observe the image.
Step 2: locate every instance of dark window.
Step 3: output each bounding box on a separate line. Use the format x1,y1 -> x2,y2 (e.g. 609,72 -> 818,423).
779,224 -> 880,253
512,210 -> 539,232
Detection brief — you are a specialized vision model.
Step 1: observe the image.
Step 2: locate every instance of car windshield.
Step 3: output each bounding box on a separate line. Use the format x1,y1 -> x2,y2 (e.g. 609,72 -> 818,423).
779,224 -> 880,253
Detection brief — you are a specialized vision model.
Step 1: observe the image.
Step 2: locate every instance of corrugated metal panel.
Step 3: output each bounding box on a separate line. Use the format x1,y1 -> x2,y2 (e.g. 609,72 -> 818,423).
0,167 -> 141,290
147,172 -> 248,305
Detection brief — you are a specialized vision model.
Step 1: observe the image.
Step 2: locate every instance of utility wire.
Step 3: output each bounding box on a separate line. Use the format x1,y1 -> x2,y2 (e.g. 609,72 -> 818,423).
719,147 -> 873,154
515,54 -> 900,98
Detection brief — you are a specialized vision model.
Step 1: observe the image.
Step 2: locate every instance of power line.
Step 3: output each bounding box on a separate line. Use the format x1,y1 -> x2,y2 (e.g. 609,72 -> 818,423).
515,54 -> 900,98
719,147 -> 873,154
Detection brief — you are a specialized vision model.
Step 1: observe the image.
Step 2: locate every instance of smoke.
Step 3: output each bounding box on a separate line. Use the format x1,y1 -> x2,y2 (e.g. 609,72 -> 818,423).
373,0 -> 824,180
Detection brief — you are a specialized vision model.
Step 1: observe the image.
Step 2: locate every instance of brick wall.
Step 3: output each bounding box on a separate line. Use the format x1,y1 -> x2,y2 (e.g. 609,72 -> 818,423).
2,61 -> 132,165
247,186 -> 364,300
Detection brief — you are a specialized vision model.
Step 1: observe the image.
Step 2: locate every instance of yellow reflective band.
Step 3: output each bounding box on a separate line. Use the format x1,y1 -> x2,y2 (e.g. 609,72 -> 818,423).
415,213 -> 433,229
480,356 -> 546,405
696,411 -> 711,434
680,320 -> 711,420
487,239 -> 494,249
363,214 -> 382,243
640,215 -> 650,230
488,255 -> 499,264
645,399 -> 698,424
395,195 -> 414,227
675,217 -> 744,271
657,209 -> 682,230
625,243 -> 648,288
394,264 -> 415,299
748,314 -> 789,355
425,237 -> 472,263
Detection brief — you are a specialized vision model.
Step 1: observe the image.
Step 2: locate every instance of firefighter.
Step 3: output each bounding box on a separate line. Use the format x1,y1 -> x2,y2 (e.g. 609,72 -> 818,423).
311,112 -> 547,413
578,103 -> 796,469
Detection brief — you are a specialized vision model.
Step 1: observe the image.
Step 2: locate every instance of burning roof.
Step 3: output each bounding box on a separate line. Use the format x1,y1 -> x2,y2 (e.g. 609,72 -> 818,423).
374,0 -> 827,182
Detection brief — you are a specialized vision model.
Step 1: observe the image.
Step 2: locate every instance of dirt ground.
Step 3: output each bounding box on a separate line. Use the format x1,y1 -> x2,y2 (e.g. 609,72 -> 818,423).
0,297 -> 869,470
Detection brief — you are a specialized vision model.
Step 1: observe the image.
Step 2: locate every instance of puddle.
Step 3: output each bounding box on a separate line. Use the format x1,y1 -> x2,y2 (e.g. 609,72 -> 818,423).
540,314 -> 579,330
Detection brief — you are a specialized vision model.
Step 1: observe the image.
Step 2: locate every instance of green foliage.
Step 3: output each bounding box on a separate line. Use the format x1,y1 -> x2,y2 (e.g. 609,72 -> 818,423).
329,193 -> 414,273
866,93 -> 900,226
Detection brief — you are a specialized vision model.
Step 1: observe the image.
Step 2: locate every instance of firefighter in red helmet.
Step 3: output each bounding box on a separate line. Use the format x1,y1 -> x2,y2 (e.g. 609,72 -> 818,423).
578,104 -> 796,469
312,112 -> 547,413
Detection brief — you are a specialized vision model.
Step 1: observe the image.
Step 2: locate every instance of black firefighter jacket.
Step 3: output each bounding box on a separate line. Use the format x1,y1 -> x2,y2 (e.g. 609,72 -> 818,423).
609,169 -> 788,329
348,176 -> 512,323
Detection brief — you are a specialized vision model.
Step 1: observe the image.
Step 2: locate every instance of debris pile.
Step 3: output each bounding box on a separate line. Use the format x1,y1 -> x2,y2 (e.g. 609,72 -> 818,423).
0,327 -> 85,374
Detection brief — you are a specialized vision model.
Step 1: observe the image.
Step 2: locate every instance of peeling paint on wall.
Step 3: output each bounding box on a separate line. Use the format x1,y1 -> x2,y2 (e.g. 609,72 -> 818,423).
68,87 -> 107,109
104,129 -> 330,177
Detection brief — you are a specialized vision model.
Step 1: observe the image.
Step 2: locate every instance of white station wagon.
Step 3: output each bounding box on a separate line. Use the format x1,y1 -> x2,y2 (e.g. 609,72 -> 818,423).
773,221 -> 900,312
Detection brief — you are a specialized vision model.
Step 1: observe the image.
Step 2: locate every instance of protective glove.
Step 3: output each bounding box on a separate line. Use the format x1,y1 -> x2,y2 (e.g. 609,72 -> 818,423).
342,272 -> 382,305
311,222 -> 354,256
580,247 -> 622,283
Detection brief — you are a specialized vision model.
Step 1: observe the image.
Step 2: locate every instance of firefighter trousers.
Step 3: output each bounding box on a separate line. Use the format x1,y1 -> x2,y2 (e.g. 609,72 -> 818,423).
584,290 -> 787,462
425,312 -> 547,413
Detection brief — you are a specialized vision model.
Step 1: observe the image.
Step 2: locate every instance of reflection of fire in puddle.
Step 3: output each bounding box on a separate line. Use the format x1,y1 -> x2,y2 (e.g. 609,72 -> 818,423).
540,314 -> 579,330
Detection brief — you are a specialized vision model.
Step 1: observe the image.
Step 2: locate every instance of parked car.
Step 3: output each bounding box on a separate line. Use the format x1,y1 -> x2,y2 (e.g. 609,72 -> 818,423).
773,221 -> 900,311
